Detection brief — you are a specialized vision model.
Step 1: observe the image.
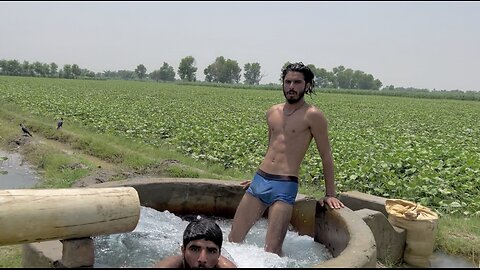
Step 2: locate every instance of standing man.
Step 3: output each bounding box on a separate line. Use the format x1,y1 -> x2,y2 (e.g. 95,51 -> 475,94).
228,62 -> 344,256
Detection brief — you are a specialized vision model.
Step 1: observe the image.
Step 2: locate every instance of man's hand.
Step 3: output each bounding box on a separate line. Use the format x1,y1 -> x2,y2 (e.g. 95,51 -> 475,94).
319,196 -> 344,209
240,180 -> 251,190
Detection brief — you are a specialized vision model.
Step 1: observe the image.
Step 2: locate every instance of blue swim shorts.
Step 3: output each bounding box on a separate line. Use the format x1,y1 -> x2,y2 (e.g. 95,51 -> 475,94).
246,169 -> 299,206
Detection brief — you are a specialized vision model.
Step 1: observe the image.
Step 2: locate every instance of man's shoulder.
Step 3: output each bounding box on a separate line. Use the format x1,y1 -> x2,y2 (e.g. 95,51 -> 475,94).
306,104 -> 323,113
305,104 -> 328,123
267,103 -> 282,112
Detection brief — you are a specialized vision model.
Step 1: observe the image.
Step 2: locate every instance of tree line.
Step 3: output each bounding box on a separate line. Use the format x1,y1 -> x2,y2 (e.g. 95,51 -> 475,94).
2,56 -> 385,90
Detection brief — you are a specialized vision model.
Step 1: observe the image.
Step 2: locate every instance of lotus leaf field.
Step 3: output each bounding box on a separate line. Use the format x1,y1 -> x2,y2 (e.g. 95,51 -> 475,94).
1,76 -> 479,216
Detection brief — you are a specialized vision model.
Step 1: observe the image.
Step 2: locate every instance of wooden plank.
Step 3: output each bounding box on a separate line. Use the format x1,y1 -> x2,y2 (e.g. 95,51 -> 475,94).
0,187 -> 140,246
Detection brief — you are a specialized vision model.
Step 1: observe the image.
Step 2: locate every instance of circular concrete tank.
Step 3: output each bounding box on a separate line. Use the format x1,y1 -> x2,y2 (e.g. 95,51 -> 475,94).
23,178 -> 376,267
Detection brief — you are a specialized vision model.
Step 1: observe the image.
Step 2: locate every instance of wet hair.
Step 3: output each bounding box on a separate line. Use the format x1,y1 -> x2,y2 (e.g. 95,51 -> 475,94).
281,62 -> 316,95
183,218 -> 223,250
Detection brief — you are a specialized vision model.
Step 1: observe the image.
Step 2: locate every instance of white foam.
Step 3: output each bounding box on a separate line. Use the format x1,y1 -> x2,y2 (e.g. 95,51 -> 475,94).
94,206 -> 332,268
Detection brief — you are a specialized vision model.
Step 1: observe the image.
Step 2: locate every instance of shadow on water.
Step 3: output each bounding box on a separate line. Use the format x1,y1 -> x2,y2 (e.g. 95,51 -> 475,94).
0,150 -> 40,189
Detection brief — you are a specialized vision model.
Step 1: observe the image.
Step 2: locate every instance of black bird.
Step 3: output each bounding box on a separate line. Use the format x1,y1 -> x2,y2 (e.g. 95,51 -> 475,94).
20,123 -> 32,137
57,118 -> 64,129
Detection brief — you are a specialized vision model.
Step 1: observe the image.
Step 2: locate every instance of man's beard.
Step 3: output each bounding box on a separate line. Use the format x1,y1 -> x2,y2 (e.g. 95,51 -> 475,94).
183,257 -> 207,268
283,87 -> 306,104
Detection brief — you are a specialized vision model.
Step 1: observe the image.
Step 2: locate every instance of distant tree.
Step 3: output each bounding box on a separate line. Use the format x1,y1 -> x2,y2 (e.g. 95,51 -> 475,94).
32,61 -> 47,77
383,85 -> 395,91
6,60 -> 21,76
21,61 -> 34,76
79,68 -> 95,78
0,59 -> 6,74
281,63 -> 379,90
243,62 -> 263,85
178,56 -> 197,81
102,70 -> 118,79
149,70 -> 161,82
117,70 -> 137,80
315,67 -> 336,88
71,64 -> 81,79
62,64 -> 73,79
332,67 -> 382,90
158,62 -> 176,81
337,67 -> 354,89
373,79 -> 383,90
135,64 -> 147,79
332,65 -> 346,76
204,56 -> 241,84
49,62 -> 58,77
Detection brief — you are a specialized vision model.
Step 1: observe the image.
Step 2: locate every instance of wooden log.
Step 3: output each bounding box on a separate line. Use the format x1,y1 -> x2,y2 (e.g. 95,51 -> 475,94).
0,187 -> 140,246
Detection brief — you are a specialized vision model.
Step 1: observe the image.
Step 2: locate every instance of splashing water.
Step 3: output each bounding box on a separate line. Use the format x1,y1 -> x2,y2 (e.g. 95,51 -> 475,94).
94,206 -> 332,268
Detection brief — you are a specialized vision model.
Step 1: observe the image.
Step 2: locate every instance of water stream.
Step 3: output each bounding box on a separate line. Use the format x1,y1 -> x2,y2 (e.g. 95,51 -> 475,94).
0,150 -> 40,189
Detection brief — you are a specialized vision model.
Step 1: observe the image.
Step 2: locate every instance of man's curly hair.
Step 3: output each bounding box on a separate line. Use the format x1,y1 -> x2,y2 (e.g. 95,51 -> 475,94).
281,62 -> 316,95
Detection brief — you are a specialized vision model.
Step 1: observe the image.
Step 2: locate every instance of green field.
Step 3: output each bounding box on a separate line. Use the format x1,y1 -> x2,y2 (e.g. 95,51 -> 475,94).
1,75 -> 479,217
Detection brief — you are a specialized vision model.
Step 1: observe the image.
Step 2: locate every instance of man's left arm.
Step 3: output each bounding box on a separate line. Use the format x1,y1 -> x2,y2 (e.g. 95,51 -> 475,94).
309,109 -> 344,209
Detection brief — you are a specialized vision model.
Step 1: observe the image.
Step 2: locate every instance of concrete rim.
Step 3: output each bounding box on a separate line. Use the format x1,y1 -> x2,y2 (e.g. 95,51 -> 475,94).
21,178 -> 376,268
93,178 -> 377,267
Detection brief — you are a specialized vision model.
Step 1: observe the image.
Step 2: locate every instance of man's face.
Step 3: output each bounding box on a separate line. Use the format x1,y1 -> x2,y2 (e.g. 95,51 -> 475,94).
283,71 -> 309,104
182,239 -> 220,268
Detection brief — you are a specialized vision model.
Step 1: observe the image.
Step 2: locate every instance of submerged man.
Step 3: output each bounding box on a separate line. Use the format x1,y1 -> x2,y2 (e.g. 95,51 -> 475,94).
154,218 -> 236,268
228,62 -> 344,256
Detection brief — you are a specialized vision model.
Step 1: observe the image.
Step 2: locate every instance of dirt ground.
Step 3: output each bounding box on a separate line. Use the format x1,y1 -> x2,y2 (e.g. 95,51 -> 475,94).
4,126 -> 229,191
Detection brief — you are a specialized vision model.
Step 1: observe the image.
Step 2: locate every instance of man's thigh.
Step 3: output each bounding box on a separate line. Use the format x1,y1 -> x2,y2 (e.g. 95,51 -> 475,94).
265,201 -> 293,253
229,193 -> 267,242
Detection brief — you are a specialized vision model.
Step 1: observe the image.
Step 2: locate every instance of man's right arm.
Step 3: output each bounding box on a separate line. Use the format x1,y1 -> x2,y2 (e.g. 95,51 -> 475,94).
217,255 -> 237,268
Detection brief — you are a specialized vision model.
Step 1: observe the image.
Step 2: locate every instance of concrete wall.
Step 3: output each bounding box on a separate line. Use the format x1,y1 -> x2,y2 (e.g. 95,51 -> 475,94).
339,191 -> 407,265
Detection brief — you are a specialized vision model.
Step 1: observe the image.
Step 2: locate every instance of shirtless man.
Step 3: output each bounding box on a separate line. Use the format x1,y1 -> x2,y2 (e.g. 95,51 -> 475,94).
228,62 -> 344,256
154,218 -> 236,268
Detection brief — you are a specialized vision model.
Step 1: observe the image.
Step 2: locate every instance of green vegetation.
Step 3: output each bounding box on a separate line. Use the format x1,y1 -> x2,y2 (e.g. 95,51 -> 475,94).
436,215 -> 480,264
0,76 -> 478,266
1,76 -> 478,217
0,245 -> 22,268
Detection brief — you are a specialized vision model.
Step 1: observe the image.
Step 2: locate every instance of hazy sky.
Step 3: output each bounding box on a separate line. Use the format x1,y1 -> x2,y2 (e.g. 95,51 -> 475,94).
1,1 -> 479,91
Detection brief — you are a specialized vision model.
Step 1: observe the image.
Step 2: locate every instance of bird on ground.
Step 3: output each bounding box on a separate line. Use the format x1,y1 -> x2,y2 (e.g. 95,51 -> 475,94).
57,118 -> 64,129
20,123 -> 32,137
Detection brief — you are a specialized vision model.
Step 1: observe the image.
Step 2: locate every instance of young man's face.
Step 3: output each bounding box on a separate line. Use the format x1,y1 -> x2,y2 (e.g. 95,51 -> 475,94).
283,71 -> 309,104
182,239 -> 220,268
